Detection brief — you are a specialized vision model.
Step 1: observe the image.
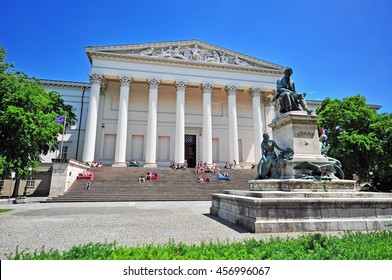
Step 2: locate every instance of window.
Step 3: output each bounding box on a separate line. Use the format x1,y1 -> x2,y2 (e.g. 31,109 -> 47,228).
27,178 -> 36,187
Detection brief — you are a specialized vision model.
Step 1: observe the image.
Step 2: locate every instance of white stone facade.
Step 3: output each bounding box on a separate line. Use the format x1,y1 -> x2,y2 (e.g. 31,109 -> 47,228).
41,40 -> 325,168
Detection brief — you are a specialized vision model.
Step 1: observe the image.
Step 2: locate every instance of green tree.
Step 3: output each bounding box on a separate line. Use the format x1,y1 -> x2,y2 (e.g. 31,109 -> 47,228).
316,94 -> 392,187
0,46 -> 76,197
369,112 -> 392,190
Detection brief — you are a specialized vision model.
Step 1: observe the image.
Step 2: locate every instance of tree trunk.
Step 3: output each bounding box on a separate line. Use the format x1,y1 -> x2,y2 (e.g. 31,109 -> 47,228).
11,173 -> 21,198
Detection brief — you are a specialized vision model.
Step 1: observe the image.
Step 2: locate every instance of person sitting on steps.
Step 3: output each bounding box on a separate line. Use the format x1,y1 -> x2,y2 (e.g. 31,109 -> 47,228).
138,175 -> 146,183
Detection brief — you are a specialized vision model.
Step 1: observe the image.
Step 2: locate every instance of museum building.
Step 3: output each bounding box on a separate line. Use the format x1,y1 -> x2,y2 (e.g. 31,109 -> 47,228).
40,40 -> 326,169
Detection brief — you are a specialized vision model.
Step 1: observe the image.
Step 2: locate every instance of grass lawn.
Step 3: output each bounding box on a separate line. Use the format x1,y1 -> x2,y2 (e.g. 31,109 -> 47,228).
7,231 -> 392,260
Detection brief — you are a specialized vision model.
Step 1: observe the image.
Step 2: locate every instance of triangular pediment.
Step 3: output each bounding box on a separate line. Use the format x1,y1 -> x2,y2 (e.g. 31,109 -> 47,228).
85,40 -> 285,73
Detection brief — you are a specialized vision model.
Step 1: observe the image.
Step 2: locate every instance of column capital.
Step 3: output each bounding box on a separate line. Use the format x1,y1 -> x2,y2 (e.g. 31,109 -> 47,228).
88,73 -> 103,85
262,90 -> 275,106
119,76 -> 132,87
148,78 -> 160,90
201,83 -> 213,94
175,80 -> 187,91
249,87 -> 262,98
226,85 -> 238,96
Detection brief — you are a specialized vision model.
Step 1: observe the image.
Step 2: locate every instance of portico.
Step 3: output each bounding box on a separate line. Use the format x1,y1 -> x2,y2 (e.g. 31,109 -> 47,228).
82,40 -> 285,167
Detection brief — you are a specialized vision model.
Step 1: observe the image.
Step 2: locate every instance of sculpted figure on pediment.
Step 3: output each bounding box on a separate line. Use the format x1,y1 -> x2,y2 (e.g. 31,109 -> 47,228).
205,50 -> 220,63
184,44 -> 201,61
172,46 -> 187,59
220,52 -> 229,64
233,55 -> 249,66
132,43 -> 255,68
141,47 -> 154,56
159,46 -> 173,58
192,44 -> 201,61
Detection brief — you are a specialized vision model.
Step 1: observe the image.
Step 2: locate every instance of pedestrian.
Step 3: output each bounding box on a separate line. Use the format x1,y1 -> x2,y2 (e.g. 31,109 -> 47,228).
84,180 -> 91,190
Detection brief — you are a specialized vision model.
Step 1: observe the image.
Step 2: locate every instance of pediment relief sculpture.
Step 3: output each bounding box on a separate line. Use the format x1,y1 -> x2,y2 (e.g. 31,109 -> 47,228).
86,40 -> 286,72
117,44 -> 255,67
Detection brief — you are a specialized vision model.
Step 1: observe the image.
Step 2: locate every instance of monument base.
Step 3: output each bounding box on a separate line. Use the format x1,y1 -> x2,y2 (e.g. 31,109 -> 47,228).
270,111 -> 336,179
249,178 -> 356,192
210,180 -> 392,233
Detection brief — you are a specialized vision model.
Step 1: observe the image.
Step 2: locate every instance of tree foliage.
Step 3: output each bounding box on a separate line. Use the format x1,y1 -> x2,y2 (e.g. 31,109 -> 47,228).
316,95 -> 392,189
0,46 -> 76,196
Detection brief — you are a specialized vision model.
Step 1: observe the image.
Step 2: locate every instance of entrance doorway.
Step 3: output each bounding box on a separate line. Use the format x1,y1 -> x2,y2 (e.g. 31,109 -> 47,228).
185,134 -> 197,167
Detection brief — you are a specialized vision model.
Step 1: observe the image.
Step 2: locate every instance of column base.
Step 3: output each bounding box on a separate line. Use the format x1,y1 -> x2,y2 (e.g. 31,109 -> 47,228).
112,162 -> 127,167
144,163 -> 157,168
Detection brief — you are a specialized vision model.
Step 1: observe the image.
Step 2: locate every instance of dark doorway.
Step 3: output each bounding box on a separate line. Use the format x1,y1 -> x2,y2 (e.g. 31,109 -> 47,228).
185,134 -> 197,167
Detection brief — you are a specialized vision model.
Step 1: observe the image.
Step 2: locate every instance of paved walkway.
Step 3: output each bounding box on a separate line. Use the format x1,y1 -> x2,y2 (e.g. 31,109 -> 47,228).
0,197 -> 309,259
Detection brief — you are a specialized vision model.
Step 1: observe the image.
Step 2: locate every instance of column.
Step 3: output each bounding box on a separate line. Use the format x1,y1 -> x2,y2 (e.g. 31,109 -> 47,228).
202,83 -> 213,166
262,92 -> 274,136
226,85 -> 240,167
261,96 -> 267,132
175,81 -> 187,164
250,88 -> 263,163
144,78 -> 160,167
113,76 -> 132,167
82,73 -> 103,163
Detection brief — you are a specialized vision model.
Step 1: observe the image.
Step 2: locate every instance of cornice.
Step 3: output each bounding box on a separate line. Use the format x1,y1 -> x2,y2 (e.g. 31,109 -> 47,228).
39,79 -> 90,89
307,99 -> 381,110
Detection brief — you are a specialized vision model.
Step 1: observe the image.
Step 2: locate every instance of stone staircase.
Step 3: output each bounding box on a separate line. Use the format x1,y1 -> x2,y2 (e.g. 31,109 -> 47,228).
45,166 -> 256,202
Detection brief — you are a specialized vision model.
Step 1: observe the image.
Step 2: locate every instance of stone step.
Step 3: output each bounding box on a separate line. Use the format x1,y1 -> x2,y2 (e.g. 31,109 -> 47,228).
46,167 -> 256,202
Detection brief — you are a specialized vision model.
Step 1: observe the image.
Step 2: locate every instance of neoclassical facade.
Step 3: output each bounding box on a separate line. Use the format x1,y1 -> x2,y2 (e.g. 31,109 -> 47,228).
41,40 -> 323,168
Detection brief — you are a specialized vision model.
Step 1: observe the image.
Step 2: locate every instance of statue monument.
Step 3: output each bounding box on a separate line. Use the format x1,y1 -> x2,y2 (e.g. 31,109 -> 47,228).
254,132 -> 293,180
211,67 -> 392,234
264,68 -> 334,181
274,67 -> 312,114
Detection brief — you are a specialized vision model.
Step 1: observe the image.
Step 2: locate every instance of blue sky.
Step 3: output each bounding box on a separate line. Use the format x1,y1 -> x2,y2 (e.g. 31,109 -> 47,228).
2,0 -> 392,113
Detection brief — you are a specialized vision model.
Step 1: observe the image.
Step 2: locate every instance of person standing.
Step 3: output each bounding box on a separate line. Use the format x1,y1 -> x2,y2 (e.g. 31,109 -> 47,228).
84,180 -> 91,190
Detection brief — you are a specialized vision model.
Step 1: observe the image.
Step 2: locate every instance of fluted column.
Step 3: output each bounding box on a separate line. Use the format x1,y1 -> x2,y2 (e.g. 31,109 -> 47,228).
250,88 -> 263,163
113,76 -> 131,167
144,78 -> 160,167
82,73 -> 103,163
226,85 -> 240,167
202,83 -> 213,165
174,81 -> 187,163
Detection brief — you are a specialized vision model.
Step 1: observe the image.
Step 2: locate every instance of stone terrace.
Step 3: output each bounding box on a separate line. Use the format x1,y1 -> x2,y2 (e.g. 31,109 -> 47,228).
45,166 -> 256,202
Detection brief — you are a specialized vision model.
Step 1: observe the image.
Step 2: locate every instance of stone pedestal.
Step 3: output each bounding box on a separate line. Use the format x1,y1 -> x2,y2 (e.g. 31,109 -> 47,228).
210,190 -> 392,233
248,179 -> 356,192
270,111 -> 330,178
49,159 -> 90,198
